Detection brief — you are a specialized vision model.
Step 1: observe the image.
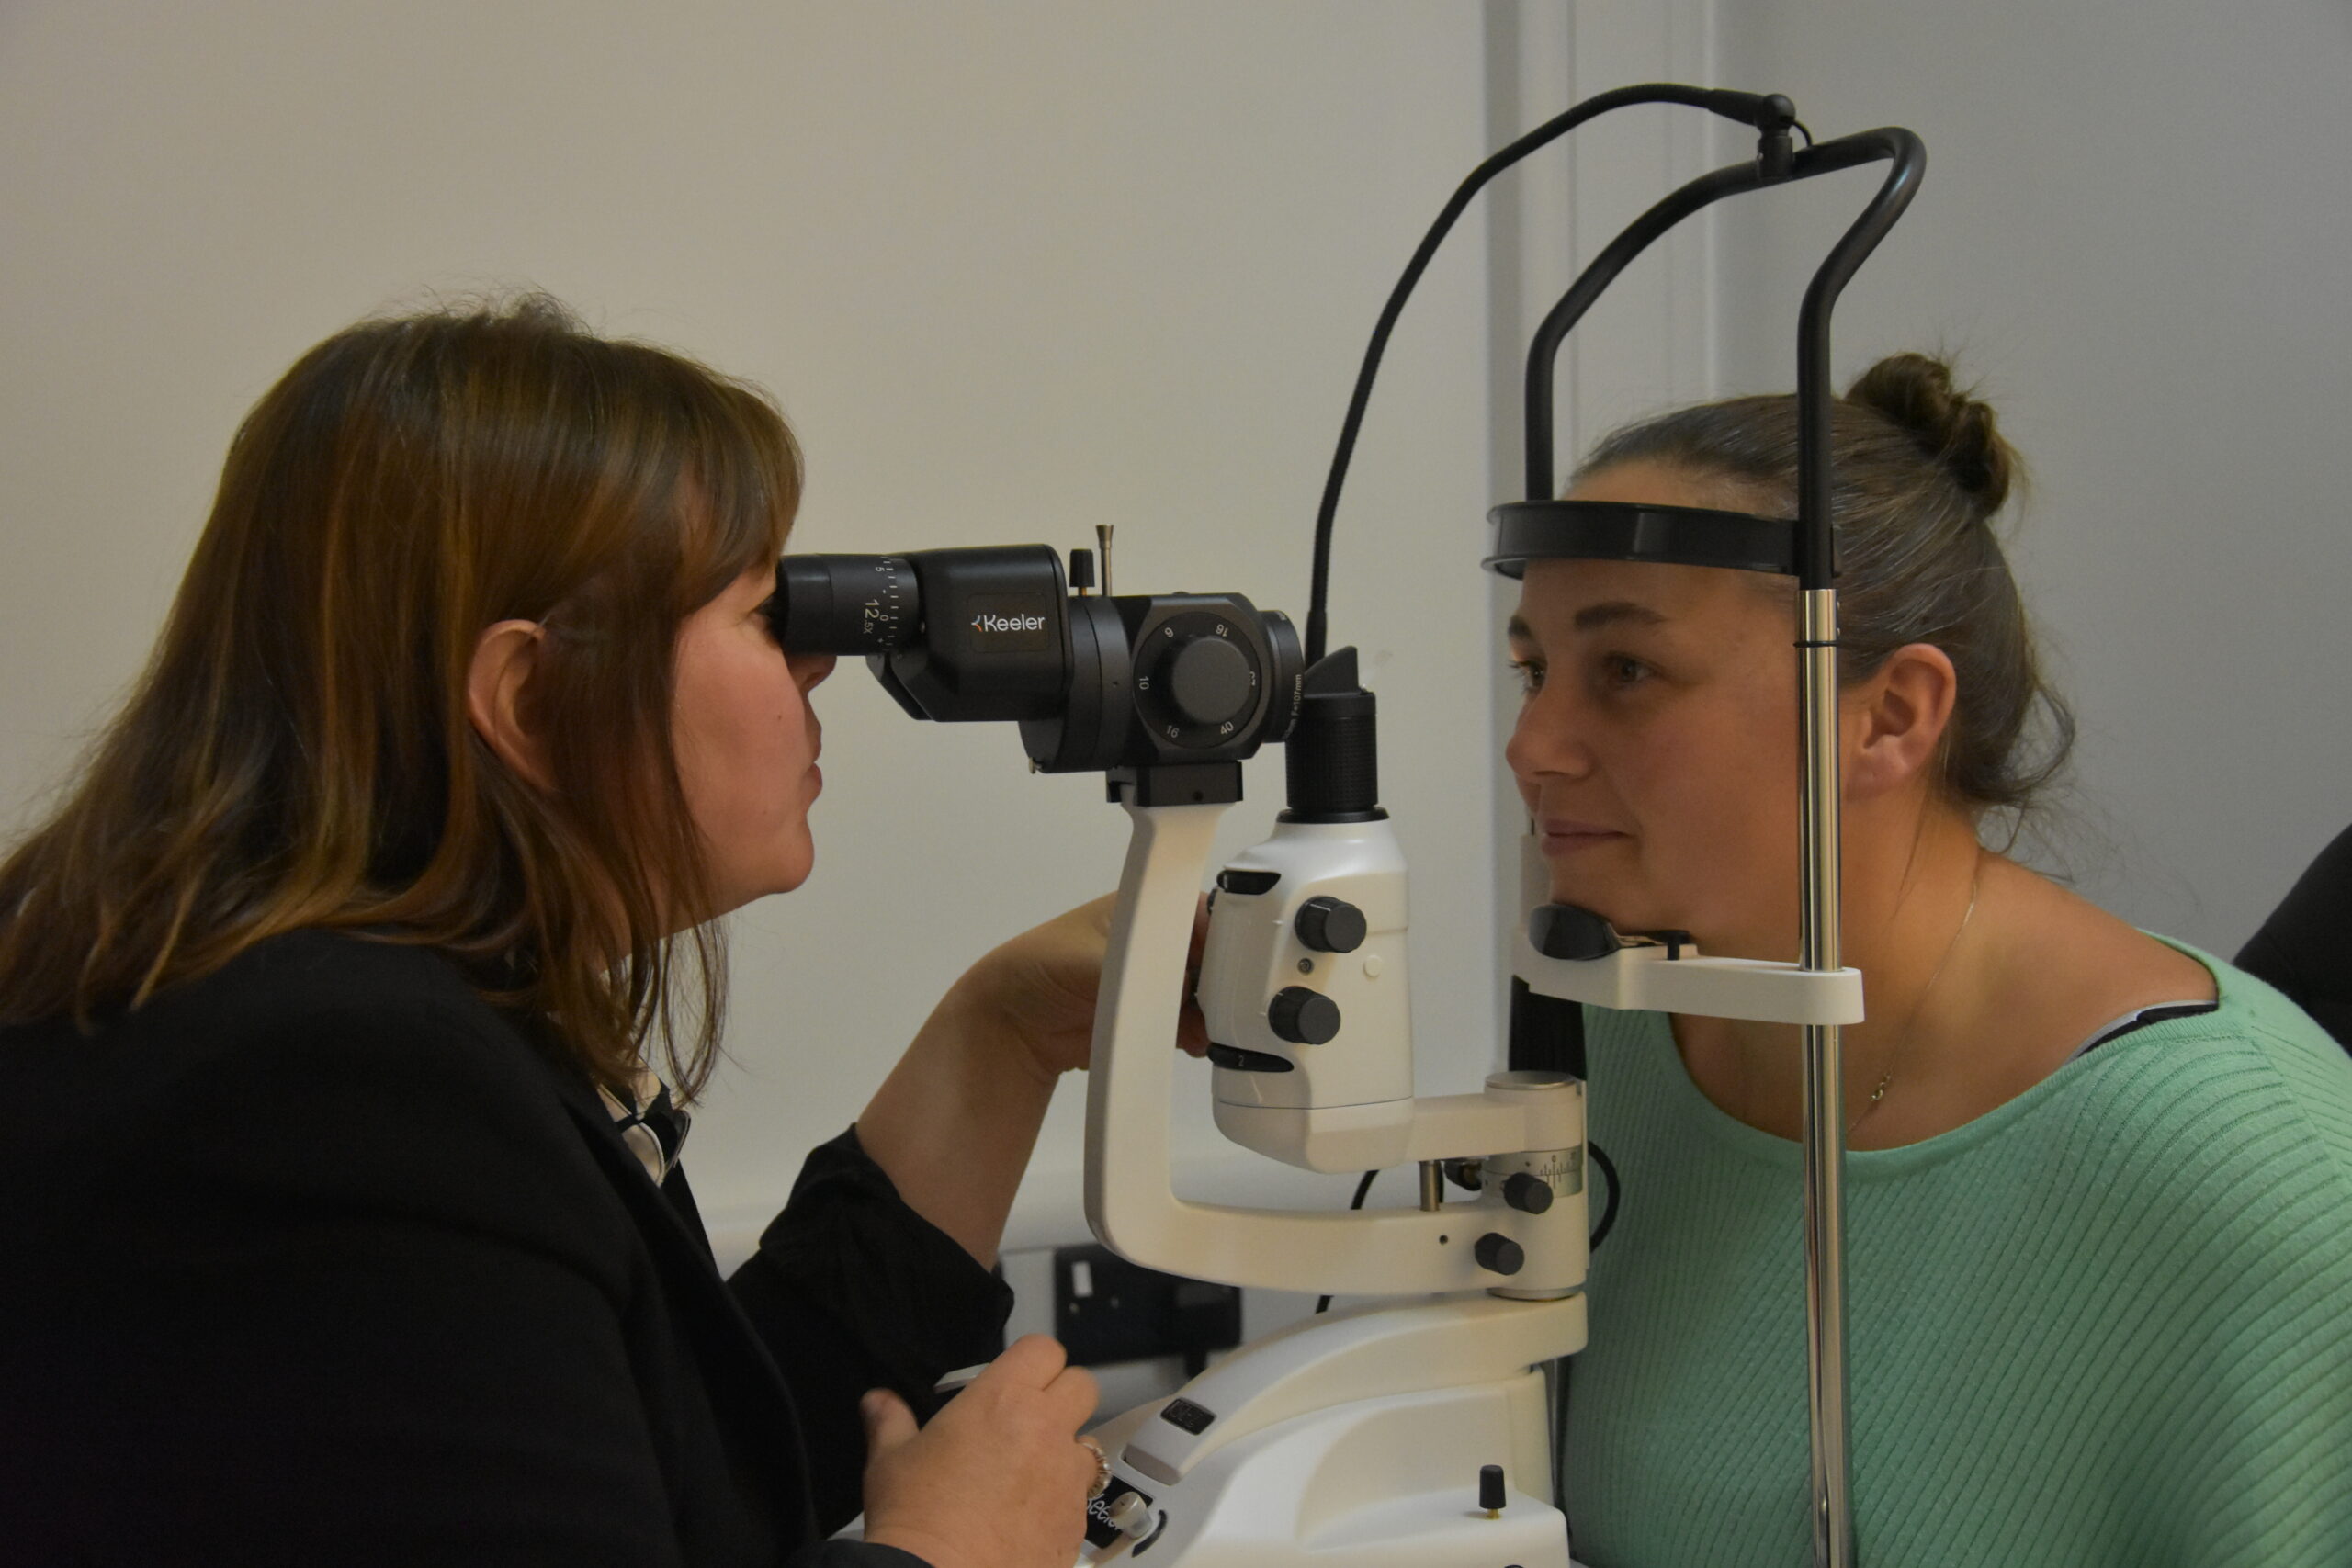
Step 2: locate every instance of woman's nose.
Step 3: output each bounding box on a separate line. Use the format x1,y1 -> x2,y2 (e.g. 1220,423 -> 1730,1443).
1505,685 -> 1591,783
790,651 -> 837,693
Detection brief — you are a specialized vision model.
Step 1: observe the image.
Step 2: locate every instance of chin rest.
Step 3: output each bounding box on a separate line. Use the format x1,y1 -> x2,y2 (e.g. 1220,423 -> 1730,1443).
2236,822 -> 2352,1052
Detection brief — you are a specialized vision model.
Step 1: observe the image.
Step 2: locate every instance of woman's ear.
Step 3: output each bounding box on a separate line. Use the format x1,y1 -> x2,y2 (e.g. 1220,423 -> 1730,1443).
1844,642 -> 1957,803
467,620 -> 554,790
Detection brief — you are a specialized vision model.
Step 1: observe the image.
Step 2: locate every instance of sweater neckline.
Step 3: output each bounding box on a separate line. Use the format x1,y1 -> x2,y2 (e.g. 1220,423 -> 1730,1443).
1645,937 -> 2242,1178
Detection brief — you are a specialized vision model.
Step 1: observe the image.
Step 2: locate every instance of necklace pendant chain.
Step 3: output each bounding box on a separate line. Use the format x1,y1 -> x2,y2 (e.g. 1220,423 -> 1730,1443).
1848,857 -> 1983,1136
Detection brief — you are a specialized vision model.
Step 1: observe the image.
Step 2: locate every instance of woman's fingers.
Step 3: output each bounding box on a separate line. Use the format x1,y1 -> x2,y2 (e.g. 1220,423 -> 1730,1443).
962,888 -> 1217,1072
950,1337 -> 1098,1456
861,1387 -> 919,1453
978,1338 -> 1099,1427
987,1332 -> 1069,1389
862,1337 -> 1100,1568
1047,1361 -> 1102,1427
1177,995 -> 1212,1057
1181,890 -> 1215,1057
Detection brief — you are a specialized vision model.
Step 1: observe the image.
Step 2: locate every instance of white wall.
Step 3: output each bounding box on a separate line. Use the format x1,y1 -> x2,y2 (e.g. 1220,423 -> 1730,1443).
0,2 -> 1521,1229
1705,0 -> 2352,953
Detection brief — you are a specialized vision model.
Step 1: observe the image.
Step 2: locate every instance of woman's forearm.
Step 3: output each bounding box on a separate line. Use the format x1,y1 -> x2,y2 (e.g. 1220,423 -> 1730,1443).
855,976 -> 1058,1269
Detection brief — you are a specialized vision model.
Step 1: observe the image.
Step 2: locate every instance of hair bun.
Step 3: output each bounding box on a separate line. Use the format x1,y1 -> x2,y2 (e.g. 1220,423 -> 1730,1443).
1845,352 -> 2016,514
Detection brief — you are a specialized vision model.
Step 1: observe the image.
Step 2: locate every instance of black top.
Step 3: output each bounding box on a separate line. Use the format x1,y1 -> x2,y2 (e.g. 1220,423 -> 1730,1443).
2237,820 -> 2352,1053
0,930 -> 1012,1566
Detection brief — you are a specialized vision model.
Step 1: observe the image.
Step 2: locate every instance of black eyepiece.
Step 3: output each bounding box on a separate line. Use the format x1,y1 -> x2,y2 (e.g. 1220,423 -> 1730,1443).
769,555 -> 922,655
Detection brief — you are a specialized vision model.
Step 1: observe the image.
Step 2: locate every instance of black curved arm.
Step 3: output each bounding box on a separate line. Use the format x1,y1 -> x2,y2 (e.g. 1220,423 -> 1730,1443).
1521,129 -> 1925,589
1521,159 -> 1767,501
1794,130 -> 1925,588
1305,84 -> 1800,663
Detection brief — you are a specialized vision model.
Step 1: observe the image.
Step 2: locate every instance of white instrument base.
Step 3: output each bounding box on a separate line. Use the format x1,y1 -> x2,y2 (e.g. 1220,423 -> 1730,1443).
1079,1292 -> 1585,1566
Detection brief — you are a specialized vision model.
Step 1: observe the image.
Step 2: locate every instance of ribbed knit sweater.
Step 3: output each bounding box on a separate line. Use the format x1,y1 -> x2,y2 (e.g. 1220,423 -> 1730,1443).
1562,946 -> 2352,1566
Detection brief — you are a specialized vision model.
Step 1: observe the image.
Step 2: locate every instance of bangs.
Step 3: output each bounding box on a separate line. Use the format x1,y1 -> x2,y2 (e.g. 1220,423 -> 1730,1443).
664,368 -> 802,607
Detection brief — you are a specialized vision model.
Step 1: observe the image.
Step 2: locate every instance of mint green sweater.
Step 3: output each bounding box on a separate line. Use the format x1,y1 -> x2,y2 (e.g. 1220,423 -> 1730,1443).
1563,949 -> 2352,1566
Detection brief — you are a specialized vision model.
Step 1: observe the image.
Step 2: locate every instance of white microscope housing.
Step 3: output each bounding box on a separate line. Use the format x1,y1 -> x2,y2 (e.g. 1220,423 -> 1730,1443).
1199,818 -> 1415,1169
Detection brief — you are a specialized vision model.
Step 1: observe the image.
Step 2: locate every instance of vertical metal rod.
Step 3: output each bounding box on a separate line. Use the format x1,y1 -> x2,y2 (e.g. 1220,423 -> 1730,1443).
1096,524 -> 1115,599
1797,588 -> 1851,1567
1419,1161 -> 1443,1212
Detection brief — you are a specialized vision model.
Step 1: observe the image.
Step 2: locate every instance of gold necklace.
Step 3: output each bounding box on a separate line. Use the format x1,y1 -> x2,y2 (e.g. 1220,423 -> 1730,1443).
1849,857 -> 1983,1135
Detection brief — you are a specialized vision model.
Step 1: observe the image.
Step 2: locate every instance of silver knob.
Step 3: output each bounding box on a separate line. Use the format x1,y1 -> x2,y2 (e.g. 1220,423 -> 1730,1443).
1105,1491 -> 1152,1537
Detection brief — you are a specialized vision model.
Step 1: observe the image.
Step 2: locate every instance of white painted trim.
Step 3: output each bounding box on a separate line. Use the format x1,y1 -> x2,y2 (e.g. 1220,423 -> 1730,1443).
1482,0 -> 1724,1032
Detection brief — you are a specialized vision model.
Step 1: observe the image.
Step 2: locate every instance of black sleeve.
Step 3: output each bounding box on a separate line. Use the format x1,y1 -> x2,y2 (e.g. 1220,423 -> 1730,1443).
2,990 -> 706,1567
729,1127 -> 1015,1537
789,1547 -> 933,1568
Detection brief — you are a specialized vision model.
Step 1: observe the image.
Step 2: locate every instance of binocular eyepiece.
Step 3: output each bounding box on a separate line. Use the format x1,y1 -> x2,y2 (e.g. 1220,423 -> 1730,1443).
765,545 -> 1306,779
767,553 -> 927,656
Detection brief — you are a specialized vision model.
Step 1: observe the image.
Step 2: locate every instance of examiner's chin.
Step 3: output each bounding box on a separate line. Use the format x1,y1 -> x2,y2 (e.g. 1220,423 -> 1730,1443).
749,838 -> 818,905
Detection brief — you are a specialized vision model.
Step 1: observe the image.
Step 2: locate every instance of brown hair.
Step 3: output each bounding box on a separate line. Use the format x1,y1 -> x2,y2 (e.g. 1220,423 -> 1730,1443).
1578,351 -> 2073,822
0,295 -> 801,1097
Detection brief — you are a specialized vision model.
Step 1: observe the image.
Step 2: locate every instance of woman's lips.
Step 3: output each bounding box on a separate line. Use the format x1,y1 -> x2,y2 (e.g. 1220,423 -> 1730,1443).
1537,818 -> 1627,854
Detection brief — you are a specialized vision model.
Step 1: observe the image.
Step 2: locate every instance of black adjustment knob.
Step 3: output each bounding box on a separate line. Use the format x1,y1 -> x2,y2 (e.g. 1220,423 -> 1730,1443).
1293,896 -> 1367,954
1267,987 -> 1341,1045
1501,1173 -> 1554,1215
1166,635 -> 1255,725
1478,1463 -> 1507,1514
1473,1233 -> 1524,1276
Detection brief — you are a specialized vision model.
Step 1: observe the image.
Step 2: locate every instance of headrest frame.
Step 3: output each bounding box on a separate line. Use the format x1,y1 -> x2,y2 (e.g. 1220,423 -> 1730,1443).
1484,499 -> 1811,579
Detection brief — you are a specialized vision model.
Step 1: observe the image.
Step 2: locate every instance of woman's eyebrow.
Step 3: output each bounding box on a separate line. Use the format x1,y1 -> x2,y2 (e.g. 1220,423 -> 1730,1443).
1505,602 -> 1668,643
1506,602 -> 1669,644
1571,600 -> 1668,632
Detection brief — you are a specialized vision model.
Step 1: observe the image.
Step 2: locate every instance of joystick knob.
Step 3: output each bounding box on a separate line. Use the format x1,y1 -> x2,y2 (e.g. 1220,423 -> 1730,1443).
1166,635 -> 1255,726
1292,896 -> 1367,954
1501,1173 -> 1555,1214
1267,987 -> 1341,1045
1478,1463 -> 1507,1517
1473,1233 -> 1524,1276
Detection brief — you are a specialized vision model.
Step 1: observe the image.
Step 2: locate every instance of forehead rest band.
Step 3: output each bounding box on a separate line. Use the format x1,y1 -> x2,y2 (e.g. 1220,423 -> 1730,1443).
1484,499 -> 1813,580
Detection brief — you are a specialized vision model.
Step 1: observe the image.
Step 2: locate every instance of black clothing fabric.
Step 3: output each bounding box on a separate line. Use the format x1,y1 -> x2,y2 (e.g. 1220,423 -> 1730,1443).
0,930 -> 1012,1566
2237,820 -> 2352,1052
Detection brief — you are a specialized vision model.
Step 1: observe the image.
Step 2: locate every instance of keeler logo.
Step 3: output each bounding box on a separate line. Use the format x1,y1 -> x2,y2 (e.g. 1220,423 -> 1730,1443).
964,593 -> 1055,651
970,611 -> 1047,634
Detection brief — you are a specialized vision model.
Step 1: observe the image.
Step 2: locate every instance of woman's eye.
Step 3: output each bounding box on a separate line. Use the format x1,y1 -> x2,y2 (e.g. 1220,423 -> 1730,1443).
1598,653 -> 1651,689
1508,659 -> 1544,694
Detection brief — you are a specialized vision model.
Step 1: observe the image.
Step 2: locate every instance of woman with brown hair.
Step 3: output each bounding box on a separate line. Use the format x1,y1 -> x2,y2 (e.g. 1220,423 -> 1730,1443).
0,297 -> 1155,1567
1506,353 -> 2352,1565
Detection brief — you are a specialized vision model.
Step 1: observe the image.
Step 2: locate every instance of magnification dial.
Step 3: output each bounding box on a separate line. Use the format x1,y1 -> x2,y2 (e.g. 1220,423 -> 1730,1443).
1135,610 -> 1265,749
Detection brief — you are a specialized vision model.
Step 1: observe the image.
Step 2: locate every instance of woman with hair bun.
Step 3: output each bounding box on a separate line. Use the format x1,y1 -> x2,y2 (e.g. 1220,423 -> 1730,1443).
1508,353 -> 2352,1565
0,297 -> 1185,1568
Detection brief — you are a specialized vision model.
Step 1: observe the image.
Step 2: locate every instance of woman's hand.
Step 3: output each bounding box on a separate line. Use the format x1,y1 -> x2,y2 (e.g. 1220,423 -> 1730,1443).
949,893 -> 1211,1082
860,1335 -> 1101,1568
858,892 -> 1211,1267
